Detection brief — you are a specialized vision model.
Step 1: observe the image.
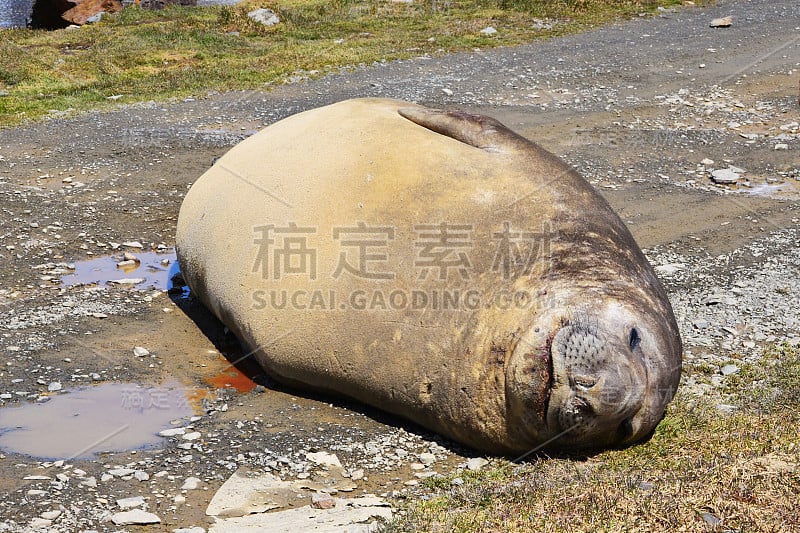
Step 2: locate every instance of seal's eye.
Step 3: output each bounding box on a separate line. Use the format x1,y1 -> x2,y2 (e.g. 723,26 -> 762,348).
628,327 -> 641,351
618,418 -> 634,439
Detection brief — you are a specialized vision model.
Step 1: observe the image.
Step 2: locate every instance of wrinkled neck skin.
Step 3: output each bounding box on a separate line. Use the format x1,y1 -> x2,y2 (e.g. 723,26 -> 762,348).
505,189 -> 682,454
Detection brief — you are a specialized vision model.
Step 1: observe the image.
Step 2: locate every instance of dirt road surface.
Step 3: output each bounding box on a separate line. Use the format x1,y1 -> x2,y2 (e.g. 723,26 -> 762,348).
0,0 -> 798,530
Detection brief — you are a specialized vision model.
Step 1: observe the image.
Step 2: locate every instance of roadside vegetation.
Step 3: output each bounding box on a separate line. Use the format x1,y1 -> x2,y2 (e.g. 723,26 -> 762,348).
0,0 -> 707,127
384,344 -> 800,532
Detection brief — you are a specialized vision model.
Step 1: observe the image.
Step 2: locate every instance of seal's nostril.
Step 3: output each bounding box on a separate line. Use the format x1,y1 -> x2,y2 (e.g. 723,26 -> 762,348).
618,418 -> 634,439
628,327 -> 641,351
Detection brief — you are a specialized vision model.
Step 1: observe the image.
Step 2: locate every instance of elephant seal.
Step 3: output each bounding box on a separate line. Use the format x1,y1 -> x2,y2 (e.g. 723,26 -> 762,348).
176,98 -> 681,455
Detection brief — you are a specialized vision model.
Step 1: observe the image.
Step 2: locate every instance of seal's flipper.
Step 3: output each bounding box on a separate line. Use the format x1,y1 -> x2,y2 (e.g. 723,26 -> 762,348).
398,107 -> 530,154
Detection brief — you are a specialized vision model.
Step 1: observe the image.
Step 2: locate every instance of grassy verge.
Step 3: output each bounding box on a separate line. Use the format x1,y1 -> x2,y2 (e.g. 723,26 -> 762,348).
385,344 -> 800,532
0,0 -> 706,127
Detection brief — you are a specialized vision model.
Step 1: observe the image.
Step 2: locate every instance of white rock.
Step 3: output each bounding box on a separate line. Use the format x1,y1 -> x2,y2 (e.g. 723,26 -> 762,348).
134,470 -> 150,481
183,431 -> 202,441
418,452 -> 436,466
206,468 -> 293,517
47,382 -> 62,392
774,143 -> 789,150
40,510 -> 62,520
158,427 -> 187,437
247,8 -> 280,26
700,158 -> 714,166
110,278 -> 145,285
111,509 -> 161,525
306,451 -> 342,469
173,528 -> 205,533
466,457 -> 489,471
122,241 -> 144,248
480,26 -> 497,35
116,496 -> 145,509
709,16 -> 732,27
182,476 -> 203,490
207,496 -> 392,532
28,518 -> 52,528
108,468 -> 136,477
655,263 -> 686,275
710,168 -> 741,184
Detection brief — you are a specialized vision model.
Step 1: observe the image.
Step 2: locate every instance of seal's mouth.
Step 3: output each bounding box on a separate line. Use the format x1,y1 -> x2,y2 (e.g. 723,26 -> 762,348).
540,330 -> 556,425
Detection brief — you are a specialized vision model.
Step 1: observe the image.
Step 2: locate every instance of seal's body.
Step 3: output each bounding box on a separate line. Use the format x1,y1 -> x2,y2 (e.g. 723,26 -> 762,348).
176,98 -> 681,455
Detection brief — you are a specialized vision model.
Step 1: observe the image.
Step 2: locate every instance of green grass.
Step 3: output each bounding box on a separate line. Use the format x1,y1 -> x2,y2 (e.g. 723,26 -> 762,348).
0,0 -> 707,127
384,344 -> 800,532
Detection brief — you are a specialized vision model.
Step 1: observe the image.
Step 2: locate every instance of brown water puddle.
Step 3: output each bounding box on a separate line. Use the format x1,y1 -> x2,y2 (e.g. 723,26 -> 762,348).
0,381 -> 195,460
207,366 -> 259,393
60,250 -> 181,291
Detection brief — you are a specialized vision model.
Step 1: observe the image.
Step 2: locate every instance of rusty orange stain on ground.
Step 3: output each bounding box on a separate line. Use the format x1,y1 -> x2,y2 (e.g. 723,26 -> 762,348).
207,366 -> 258,393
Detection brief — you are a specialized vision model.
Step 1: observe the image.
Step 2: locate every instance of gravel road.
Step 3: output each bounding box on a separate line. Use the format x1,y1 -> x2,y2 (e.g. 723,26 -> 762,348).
0,0 -> 798,530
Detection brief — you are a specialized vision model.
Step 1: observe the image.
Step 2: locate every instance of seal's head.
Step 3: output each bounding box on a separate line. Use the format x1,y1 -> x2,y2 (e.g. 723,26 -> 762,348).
507,290 -> 682,453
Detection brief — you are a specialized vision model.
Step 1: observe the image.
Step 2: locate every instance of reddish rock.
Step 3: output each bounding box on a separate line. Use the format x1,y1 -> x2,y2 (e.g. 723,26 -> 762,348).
310,492 -> 336,510
30,0 -> 120,28
62,0 -> 121,25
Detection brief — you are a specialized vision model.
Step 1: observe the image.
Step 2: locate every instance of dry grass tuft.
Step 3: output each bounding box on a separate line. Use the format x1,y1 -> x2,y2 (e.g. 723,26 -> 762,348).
385,344 -> 800,532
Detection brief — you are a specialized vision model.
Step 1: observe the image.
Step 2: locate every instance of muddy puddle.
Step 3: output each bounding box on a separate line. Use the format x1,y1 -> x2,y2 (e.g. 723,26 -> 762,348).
741,181 -> 799,199
0,381 -> 195,460
60,250 -> 184,293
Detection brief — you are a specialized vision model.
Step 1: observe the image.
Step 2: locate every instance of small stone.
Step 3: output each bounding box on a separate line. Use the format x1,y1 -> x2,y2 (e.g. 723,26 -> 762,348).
441,88 -> 453,96
701,511 -> 722,526
28,518 -> 52,528
122,241 -> 144,248
134,470 -> 150,481
306,451 -> 342,469
110,278 -> 145,285
311,492 -> 336,509
466,457 -> 489,471
40,510 -> 62,520
774,143 -> 789,150
349,469 -> 364,481
111,509 -> 161,525
181,476 -> 202,490
182,431 -> 201,441
721,364 -> 739,376
418,452 -> 436,466
655,263 -> 685,275
123,251 -> 139,262
174,495 -> 187,505
710,168 -> 741,184
480,26 -> 497,35
47,382 -> 62,392
108,468 -> 136,477
247,8 -> 280,26
173,528 -> 204,533
133,346 -> 150,357
450,477 -> 464,486
158,427 -> 186,437
700,158 -> 714,166
709,16 -> 732,28
116,496 -> 145,509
